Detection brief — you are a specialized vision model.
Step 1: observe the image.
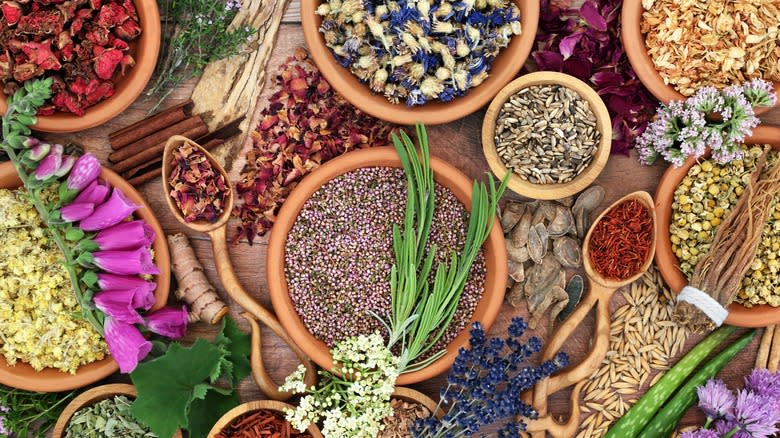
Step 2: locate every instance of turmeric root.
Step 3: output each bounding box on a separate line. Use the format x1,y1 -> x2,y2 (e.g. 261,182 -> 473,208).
168,233 -> 229,324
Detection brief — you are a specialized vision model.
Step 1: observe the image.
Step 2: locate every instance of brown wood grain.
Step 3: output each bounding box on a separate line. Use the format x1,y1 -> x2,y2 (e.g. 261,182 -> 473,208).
37,2 -> 780,435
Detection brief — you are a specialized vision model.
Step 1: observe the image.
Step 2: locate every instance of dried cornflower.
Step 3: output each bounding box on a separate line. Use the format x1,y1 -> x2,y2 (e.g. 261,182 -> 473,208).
316,0 -> 521,105
233,48 -> 395,243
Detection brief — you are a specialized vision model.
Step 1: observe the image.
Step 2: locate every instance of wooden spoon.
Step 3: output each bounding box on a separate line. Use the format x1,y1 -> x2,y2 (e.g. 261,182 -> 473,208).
526,191 -> 657,438
162,135 -> 317,400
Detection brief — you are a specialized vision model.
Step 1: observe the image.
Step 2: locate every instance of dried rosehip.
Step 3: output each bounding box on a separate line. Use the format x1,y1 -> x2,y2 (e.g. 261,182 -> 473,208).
1,1 -> 23,25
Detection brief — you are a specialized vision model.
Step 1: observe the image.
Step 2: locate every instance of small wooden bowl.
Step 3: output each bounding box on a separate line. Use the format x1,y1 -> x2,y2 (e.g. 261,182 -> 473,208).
300,0 -> 539,125
208,400 -> 323,438
621,0 -> 780,113
391,387 -> 442,419
268,146 -> 507,385
654,125 -> 780,326
482,71 -> 612,200
0,162 -> 170,392
52,384 -> 182,438
0,0 -> 161,132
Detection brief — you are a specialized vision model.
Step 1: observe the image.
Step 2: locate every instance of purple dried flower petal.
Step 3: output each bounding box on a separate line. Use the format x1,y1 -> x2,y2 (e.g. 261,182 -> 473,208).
580,1 -> 607,32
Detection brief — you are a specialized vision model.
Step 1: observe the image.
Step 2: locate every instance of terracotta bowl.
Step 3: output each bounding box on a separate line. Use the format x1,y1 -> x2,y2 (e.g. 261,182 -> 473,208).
0,162 -> 170,391
267,147 -> 508,385
300,0 -> 540,125
0,0 -> 161,132
621,0 -> 780,113
482,71 -> 612,199
208,400 -> 323,438
654,125 -> 780,327
52,384 -> 182,438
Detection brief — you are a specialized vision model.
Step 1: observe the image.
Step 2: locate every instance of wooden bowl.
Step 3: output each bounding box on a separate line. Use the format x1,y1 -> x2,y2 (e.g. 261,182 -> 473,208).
267,147 -> 508,385
300,0 -> 539,125
482,71 -> 612,199
208,400 -> 323,438
621,0 -> 780,113
0,0 -> 161,132
52,384 -> 182,438
392,387 -> 441,418
0,162 -> 170,391
654,125 -> 780,326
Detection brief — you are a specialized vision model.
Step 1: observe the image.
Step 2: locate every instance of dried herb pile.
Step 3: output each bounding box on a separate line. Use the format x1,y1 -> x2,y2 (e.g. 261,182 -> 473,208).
233,48 -> 395,243
215,409 -> 313,438
168,142 -> 229,223
533,0 -> 656,155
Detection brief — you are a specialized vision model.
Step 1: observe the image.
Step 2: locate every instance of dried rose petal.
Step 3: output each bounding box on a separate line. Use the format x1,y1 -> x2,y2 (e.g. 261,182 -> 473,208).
168,143 -> 229,223
232,47 -> 395,244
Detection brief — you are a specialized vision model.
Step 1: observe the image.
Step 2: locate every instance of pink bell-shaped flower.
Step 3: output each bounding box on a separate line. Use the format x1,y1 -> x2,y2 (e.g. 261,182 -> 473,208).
95,287 -> 156,312
103,316 -> 152,374
94,221 -> 156,251
61,203 -> 94,222
33,144 -> 63,180
94,291 -> 144,325
66,154 -> 101,192
97,273 -> 157,294
73,179 -> 110,205
144,305 -> 188,339
92,248 -> 160,276
79,187 -> 139,231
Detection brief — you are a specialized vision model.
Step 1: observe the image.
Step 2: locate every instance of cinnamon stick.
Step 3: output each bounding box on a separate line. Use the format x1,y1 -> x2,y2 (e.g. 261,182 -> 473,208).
112,123 -> 209,173
110,100 -> 193,150
109,115 -> 206,163
126,139 -> 225,186
122,156 -> 162,179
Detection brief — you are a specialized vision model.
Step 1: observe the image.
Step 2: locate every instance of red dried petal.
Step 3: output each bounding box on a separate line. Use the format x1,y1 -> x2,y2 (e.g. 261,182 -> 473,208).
1,1 -> 23,25
17,9 -> 64,35
113,18 -> 140,40
93,46 -> 122,79
96,2 -> 127,28
21,40 -> 61,70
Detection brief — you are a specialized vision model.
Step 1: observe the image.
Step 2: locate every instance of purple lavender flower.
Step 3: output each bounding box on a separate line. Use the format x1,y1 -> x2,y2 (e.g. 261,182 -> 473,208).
733,390 -> 780,438
697,379 -> 736,420
680,429 -> 719,438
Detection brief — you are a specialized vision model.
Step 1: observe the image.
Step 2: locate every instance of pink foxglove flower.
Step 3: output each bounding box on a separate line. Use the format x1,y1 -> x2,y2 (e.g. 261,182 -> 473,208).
97,273 -> 157,294
73,179 -> 110,205
28,142 -> 50,161
104,316 -> 152,373
145,305 -> 188,339
79,188 -> 139,231
61,203 -> 94,222
93,248 -> 160,276
54,155 -> 76,177
34,144 -> 63,180
96,287 -> 156,312
66,153 -> 101,192
94,291 -> 144,324
94,221 -> 156,251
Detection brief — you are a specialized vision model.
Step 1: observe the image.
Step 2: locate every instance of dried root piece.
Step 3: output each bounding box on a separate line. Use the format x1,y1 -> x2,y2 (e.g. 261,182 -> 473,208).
168,233 -> 229,324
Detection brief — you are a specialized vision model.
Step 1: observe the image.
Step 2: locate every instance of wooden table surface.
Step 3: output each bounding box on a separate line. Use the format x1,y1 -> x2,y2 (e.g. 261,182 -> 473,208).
38,1 -> 780,435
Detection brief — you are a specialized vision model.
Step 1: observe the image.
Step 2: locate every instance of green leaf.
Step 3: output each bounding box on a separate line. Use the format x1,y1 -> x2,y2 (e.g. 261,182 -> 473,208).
65,228 -> 85,241
186,390 -> 240,438
130,339 -> 225,438
81,270 -> 98,288
5,133 -> 25,149
77,240 -> 99,252
215,316 -> 251,388
75,251 -> 94,267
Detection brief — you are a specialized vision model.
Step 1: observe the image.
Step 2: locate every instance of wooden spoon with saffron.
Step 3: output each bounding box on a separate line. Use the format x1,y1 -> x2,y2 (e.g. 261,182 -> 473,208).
161,135 -> 317,401
525,191 -> 657,438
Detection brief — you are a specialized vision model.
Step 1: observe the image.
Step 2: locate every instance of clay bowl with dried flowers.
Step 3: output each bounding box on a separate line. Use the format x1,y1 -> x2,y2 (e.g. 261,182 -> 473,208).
655,125 -> 780,327
621,0 -> 780,114
208,400 -> 323,438
300,0 -> 539,125
267,146 -> 508,385
52,384 -> 182,438
0,161 -> 170,392
0,0 -> 161,132
482,71 -> 612,200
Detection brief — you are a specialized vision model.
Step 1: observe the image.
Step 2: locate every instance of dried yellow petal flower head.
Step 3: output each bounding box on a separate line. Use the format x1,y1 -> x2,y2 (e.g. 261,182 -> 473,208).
0,188 -> 107,373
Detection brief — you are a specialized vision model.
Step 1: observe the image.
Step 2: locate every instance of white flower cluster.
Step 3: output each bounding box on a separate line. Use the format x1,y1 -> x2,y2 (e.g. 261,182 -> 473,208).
279,333 -> 399,437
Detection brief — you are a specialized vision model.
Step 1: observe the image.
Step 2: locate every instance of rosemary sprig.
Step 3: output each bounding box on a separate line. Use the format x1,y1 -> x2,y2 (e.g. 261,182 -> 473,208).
147,0 -> 257,112
0,79 -> 103,334
381,124 -> 508,373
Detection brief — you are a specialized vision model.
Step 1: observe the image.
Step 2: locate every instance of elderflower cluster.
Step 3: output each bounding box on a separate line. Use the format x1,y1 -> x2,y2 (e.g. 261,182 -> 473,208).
280,333 -> 399,438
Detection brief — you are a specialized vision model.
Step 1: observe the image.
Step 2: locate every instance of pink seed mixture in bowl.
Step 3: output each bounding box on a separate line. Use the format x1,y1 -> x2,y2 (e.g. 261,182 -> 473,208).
284,167 -> 486,350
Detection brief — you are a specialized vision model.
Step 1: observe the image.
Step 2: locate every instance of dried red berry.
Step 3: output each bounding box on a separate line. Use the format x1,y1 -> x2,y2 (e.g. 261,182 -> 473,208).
1,1 -> 23,25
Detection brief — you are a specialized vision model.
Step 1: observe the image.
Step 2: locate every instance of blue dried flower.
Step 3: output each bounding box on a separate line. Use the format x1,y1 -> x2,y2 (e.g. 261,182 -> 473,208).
412,318 -> 568,438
